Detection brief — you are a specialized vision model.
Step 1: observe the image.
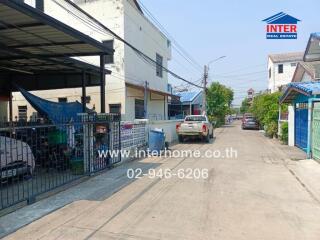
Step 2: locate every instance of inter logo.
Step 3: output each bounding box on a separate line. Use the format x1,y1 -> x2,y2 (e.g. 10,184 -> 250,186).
263,12 -> 300,39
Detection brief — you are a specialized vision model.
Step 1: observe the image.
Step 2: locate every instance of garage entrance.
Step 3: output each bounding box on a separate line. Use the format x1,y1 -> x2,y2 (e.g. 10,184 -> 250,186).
0,1 -> 114,213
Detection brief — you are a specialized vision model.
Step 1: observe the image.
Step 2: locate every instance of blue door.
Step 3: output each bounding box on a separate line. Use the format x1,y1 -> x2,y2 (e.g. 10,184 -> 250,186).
295,104 -> 308,151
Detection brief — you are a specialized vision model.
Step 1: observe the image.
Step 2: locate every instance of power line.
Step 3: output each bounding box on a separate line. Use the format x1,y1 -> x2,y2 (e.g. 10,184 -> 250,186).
214,63 -> 266,75
59,0 -> 202,89
120,10 -> 201,77
136,0 -> 203,71
212,70 -> 267,78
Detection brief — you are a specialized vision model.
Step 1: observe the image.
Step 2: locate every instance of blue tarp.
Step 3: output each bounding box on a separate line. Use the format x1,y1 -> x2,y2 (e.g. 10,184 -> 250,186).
19,87 -> 86,125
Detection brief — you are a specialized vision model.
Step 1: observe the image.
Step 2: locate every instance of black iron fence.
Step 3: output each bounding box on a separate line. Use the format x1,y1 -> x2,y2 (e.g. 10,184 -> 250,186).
0,113 -> 121,211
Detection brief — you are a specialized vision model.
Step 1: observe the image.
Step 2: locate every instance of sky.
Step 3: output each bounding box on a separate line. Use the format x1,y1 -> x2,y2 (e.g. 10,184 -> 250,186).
139,0 -> 320,105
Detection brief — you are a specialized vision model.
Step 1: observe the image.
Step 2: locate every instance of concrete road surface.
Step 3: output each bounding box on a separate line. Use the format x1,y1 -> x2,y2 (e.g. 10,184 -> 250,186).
3,121 -> 320,240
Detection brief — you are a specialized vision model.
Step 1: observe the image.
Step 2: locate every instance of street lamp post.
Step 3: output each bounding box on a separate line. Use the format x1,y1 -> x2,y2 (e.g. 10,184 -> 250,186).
202,56 -> 226,114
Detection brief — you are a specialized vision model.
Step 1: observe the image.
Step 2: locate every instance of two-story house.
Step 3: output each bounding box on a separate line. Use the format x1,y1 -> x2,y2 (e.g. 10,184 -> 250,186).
12,0 -> 172,121
268,52 -> 303,93
247,88 -> 255,103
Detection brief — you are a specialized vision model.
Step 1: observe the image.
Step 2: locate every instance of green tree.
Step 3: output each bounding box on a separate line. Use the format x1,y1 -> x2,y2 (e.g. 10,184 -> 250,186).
206,82 -> 234,126
250,92 -> 286,138
240,98 -> 250,114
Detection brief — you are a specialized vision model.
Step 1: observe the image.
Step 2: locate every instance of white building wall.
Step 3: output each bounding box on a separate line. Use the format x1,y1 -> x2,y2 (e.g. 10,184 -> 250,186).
0,101 -> 7,121
15,0 -> 170,121
149,119 -> 182,143
288,105 -> 295,147
123,0 -> 170,92
125,87 -> 167,121
268,58 -> 299,93
24,0 -> 36,7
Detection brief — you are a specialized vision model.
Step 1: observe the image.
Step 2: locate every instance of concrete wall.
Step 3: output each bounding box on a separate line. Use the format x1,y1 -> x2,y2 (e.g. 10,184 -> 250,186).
126,87 -> 167,121
268,58 -> 299,93
149,120 -> 183,143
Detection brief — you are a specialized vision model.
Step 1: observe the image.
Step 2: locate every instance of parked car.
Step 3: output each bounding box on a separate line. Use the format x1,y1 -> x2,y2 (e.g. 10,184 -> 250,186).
242,113 -> 253,122
236,114 -> 243,120
176,115 -> 214,143
242,116 -> 259,130
0,136 -> 35,180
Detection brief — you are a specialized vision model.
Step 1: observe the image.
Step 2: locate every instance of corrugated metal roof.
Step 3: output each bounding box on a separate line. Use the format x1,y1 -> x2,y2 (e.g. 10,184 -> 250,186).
269,52 -> 303,63
0,0 -> 113,94
289,82 -> 320,94
280,81 -> 320,103
0,0 -> 113,74
175,91 -> 201,103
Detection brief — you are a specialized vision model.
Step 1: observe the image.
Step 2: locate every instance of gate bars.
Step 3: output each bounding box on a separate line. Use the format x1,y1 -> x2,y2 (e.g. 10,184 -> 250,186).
0,113 -> 121,211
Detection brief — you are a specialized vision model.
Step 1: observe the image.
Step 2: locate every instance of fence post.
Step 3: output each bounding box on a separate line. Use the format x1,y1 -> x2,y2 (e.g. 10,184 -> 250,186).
119,119 -> 122,163
81,113 -> 94,174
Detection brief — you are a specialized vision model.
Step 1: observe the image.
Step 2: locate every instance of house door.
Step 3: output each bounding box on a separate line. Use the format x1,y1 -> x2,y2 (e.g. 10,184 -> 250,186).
312,102 -> 320,160
295,103 -> 308,151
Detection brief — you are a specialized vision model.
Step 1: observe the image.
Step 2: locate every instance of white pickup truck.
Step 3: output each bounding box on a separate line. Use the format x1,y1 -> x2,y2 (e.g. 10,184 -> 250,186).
176,115 -> 214,143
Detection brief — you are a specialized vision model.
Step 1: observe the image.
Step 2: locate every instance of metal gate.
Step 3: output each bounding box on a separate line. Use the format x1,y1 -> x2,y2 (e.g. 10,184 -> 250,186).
0,114 -> 120,211
312,102 -> 320,160
295,103 -> 308,150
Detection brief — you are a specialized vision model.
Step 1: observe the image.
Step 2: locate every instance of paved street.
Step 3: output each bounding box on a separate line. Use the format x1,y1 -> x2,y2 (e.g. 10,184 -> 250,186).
3,121 -> 320,240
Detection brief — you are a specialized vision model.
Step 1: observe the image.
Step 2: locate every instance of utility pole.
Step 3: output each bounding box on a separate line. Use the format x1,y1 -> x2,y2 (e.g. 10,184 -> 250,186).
202,65 -> 208,115
202,56 -> 226,115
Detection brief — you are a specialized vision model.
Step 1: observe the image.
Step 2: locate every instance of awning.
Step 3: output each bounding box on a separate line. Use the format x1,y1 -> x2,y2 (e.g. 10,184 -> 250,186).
304,33 -> 320,62
0,58 -> 108,94
126,82 -> 176,97
0,0 -> 113,60
280,82 -> 320,104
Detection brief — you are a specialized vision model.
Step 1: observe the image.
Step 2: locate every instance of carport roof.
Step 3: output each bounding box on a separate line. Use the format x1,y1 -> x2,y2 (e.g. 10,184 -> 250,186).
280,82 -> 320,104
0,0 -> 114,94
0,0 -> 113,74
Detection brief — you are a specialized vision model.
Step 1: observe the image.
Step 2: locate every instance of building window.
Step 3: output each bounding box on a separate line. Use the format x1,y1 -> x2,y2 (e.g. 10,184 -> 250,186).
102,40 -> 114,64
167,40 -> 171,48
35,0 -> 44,11
109,104 -> 121,114
135,99 -> 145,119
269,68 -> 271,79
156,53 -> 163,78
58,97 -> 68,103
18,106 -> 27,121
278,64 -> 283,74
291,63 -> 297,67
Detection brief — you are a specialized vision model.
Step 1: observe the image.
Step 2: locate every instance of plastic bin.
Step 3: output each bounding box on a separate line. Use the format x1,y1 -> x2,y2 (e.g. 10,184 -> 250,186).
70,157 -> 84,175
48,130 -> 67,145
149,129 -> 165,154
